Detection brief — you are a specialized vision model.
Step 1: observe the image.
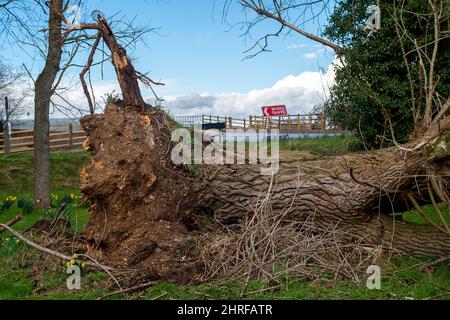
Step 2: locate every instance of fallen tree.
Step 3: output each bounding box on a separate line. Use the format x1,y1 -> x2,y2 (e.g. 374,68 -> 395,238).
80,105 -> 450,264
71,13 -> 450,278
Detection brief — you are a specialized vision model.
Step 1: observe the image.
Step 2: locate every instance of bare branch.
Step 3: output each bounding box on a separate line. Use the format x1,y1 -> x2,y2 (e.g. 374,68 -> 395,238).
80,31 -> 102,115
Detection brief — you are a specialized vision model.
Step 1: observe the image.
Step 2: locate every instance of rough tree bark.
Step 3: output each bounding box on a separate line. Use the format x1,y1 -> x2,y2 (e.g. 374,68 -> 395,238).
93,15 -> 145,109
33,0 -> 63,208
196,140 -> 450,256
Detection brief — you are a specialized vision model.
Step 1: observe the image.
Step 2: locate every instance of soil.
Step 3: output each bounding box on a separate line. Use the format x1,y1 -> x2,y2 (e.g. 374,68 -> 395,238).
79,103 -> 202,284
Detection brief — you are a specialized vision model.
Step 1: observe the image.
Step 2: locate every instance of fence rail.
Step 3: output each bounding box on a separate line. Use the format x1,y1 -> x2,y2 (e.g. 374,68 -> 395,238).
175,113 -> 338,132
1,124 -> 86,155
2,113 -> 339,155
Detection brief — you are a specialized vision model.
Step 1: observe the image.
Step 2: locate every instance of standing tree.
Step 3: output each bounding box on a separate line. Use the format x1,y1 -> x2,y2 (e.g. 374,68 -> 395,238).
0,60 -> 29,132
1,0 -> 75,207
33,0 -> 64,208
0,0 -> 154,207
323,0 -> 450,148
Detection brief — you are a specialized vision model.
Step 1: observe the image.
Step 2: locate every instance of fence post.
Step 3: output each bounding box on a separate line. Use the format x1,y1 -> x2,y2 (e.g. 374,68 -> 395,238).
249,116 -> 253,128
3,97 -> 11,154
308,113 -> 313,131
243,119 -> 246,130
288,115 -> 291,131
3,128 -> 10,154
321,113 -> 326,130
228,117 -> 232,129
297,114 -> 301,131
69,123 -> 73,147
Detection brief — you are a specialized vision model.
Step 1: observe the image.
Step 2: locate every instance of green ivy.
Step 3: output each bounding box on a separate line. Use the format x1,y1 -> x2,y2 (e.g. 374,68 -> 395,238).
323,0 -> 450,148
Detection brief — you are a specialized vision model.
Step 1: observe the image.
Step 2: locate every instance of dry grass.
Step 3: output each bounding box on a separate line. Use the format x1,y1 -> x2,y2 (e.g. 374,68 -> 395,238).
198,179 -> 382,294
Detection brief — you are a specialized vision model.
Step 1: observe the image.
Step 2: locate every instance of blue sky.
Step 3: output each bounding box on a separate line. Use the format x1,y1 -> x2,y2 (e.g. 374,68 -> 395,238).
3,0 -> 337,117
80,0 -> 334,94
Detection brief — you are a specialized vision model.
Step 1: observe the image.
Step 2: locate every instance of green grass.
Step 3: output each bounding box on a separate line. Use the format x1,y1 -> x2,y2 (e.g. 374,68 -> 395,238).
279,134 -> 361,156
0,151 -> 89,191
0,149 -> 449,300
402,203 -> 450,226
0,150 -> 90,234
0,237 -> 448,300
132,259 -> 449,300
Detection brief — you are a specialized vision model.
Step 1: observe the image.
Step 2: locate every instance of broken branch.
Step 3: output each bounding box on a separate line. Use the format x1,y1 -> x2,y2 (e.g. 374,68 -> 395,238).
0,224 -> 113,271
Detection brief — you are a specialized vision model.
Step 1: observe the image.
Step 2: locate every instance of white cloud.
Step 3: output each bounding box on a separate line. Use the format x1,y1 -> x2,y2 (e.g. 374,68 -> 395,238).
164,61 -> 337,118
304,52 -> 319,59
12,60 -> 338,120
286,43 -> 309,50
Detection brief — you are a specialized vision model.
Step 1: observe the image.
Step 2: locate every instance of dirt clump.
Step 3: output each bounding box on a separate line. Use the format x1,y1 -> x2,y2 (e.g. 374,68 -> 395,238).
79,103 -> 201,283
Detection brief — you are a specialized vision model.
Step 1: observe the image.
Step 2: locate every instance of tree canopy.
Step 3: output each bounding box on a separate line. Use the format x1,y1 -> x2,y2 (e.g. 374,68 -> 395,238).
324,0 -> 450,147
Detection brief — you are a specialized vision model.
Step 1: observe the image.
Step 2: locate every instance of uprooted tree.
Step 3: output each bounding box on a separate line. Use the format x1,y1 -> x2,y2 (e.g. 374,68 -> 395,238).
67,1 -> 450,277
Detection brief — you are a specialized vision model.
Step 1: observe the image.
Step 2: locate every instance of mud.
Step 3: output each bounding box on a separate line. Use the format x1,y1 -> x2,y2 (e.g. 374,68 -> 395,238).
79,103 -> 201,283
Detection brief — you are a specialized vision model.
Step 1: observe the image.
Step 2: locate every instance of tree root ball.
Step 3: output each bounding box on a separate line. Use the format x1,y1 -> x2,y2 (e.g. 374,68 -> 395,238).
79,104 -> 200,283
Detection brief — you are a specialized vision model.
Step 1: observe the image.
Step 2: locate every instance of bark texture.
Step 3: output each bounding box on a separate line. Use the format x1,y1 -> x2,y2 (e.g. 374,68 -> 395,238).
96,16 -> 145,109
196,149 -> 450,256
33,0 -> 63,208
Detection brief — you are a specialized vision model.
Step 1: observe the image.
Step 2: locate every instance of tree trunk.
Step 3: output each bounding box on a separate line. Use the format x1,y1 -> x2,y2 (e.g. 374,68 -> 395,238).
95,16 -> 145,109
33,0 -> 63,208
196,148 -> 450,256
79,106 -> 450,274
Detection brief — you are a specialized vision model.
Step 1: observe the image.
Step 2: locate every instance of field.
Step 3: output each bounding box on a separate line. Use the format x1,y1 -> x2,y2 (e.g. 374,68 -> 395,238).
0,136 -> 449,300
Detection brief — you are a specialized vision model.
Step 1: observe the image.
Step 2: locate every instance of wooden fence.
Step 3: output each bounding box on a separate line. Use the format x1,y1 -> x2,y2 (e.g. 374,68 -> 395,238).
175,113 -> 338,132
0,124 -> 86,155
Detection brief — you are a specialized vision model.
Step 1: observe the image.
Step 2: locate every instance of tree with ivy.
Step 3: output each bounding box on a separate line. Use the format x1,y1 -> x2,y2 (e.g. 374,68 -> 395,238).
323,0 -> 450,148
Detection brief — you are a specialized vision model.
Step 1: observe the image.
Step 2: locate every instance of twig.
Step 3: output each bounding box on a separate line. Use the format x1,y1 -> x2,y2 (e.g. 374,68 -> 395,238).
406,193 -> 448,234
77,253 -> 121,290
0,224 -> 113,271
97,281 -> 158,300
80,31 -> 102,115
427,182 -> 450,236
0,215 -> 22,234
420,255 -> 450,272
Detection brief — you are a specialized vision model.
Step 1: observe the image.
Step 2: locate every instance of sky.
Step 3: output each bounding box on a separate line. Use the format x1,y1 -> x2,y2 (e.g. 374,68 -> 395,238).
2,0 -> 337,118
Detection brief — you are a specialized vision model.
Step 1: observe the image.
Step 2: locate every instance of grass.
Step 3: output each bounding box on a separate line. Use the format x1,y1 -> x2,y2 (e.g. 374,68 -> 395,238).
0,143 -> 449,300
0,151 -> 89,191
279,134 -> 361,156
134,258 -> 449,300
